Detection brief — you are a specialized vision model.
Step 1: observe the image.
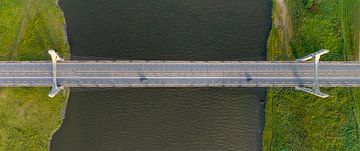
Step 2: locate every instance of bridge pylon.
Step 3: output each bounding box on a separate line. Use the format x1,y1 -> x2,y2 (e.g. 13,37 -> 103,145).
295,49 -> 329,98
48,50 -> 64,98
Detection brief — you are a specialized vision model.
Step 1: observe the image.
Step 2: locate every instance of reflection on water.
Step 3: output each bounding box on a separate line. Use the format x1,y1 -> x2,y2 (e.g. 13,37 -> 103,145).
51,0 -> 271,150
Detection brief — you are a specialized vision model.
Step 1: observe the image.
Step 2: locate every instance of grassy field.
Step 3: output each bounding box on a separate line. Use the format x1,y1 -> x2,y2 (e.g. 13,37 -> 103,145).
0,0 -> 69,150
263,0 -> 360,150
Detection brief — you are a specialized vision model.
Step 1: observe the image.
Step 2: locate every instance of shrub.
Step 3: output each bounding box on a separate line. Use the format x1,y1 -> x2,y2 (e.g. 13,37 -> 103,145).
304,0 -> 314,9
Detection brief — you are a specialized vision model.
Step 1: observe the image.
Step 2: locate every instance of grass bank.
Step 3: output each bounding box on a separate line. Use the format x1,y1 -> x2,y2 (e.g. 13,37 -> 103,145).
263,0 -> 360,150
0,0 -> 69,150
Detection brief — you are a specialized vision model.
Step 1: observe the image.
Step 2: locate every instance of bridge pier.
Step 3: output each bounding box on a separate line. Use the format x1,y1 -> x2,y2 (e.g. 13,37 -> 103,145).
295,49 -> 329,98
48,50 -> 64,98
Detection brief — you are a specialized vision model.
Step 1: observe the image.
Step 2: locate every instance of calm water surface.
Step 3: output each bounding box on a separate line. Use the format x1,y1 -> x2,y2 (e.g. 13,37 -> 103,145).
51,0 -> 271,150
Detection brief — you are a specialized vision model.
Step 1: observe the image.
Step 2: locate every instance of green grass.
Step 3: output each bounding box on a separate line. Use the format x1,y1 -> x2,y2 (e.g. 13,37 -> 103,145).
263,0 -> 360,150
0,0 -> 69,150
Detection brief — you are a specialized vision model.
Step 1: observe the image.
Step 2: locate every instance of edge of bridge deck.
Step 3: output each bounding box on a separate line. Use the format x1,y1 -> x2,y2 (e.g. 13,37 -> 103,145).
0,60 -> 359,64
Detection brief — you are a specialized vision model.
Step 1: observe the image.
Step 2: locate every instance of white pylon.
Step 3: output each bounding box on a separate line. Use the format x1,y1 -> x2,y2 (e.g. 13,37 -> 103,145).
48,50 -> 64,98
295,49 -> 329,98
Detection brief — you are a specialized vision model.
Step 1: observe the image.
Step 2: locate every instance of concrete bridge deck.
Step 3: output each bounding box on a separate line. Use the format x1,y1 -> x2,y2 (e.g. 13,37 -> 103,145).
1,61 -> 360,87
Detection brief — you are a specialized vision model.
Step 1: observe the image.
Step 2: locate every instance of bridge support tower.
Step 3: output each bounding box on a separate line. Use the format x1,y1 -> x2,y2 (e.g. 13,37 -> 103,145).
48,50 -> 64,98
295,49 -> 329,98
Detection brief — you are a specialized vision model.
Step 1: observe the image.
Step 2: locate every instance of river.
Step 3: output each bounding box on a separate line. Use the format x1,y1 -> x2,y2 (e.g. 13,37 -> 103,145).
51,0 -> 271,150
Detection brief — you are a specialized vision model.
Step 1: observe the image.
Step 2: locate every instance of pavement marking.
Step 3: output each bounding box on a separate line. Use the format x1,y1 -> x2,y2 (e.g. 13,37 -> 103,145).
1,62 -> 360,87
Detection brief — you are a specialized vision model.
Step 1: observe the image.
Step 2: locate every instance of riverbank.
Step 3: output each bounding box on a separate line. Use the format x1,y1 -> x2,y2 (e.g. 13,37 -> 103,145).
263,0 -> 360,150
0,0 -> 69,150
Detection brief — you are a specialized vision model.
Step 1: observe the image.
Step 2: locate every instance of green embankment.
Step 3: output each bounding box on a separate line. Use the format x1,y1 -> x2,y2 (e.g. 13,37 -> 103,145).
263,0 -> 360,150
0,0 -> 69,150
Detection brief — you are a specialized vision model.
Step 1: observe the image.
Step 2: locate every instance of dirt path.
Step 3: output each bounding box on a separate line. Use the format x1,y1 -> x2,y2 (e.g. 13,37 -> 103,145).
357,4 -> 360,61
275,0 -> 292,57
276,0 -> 288,28
8,0 -> 32,59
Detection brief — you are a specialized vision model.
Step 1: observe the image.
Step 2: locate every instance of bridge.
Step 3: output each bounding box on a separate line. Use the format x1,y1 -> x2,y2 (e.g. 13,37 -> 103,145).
1,50 -> 360,98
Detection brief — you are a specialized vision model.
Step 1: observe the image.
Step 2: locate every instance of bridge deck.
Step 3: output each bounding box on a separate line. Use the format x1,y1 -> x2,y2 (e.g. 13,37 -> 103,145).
1,61 -> 360,87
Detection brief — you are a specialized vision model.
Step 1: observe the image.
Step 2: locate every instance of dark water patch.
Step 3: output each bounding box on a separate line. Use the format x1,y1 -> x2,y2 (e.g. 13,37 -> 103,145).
61,0 -> 271,61
51,0 -> 271,150
52,88 -> 266,150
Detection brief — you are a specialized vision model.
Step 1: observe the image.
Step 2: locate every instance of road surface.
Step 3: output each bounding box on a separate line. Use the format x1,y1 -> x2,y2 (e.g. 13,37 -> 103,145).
0,61 -> 359,87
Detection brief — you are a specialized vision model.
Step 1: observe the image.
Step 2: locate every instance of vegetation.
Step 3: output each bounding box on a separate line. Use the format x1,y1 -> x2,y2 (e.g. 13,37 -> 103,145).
303,0 -> 314,10
263,0 -> 360,150
0,0 -> 69,150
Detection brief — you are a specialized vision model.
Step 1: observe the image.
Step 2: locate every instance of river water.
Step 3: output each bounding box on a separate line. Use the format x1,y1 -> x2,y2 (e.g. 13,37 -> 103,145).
51,0 -> 271,150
